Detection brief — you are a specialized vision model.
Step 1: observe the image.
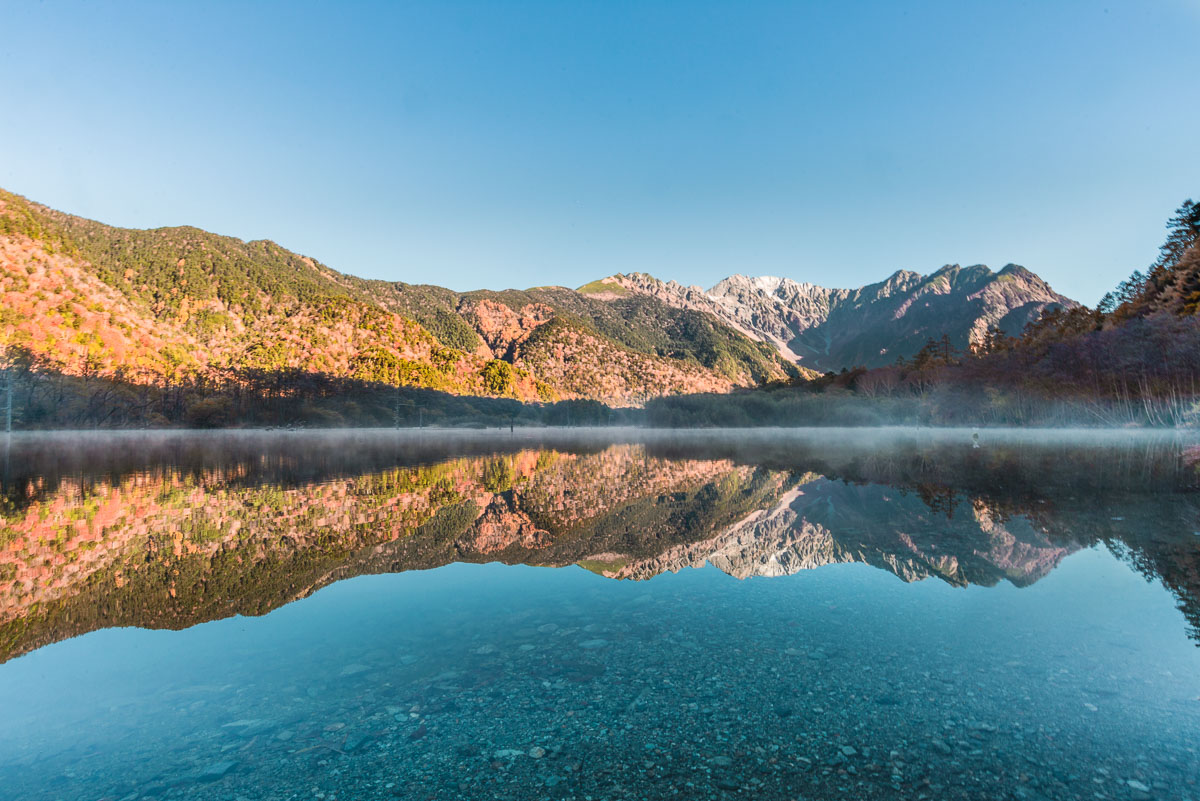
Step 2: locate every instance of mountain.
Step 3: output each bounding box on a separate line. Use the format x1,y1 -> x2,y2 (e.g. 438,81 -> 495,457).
639,196 -> 1200,428
0,186 -> 1078,417
355,281 -> 796,399
0,189 -> 792,410
585,266 -> 1075,372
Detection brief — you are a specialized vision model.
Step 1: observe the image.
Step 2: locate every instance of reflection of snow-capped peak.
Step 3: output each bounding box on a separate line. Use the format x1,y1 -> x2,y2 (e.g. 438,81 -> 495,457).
610,477 -> 1078,587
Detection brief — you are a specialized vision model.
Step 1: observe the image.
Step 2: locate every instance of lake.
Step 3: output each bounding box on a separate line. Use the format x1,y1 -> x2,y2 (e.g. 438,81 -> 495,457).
1,428 -> 1198,801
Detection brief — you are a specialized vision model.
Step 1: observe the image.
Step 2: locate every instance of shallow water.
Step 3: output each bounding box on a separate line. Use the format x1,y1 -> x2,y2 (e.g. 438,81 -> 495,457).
1,429 -> 1199,801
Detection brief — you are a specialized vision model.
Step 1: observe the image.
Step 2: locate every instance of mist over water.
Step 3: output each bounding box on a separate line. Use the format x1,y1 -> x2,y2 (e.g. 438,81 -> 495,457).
1,429 -> 1199,801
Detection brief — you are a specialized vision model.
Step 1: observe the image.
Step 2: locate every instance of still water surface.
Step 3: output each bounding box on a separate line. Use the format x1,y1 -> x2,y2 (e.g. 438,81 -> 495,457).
1,429 -> 1198,801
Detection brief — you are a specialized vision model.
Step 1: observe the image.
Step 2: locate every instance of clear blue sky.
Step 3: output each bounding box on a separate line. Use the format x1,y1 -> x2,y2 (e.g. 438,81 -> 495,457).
2,0 -> 1197,304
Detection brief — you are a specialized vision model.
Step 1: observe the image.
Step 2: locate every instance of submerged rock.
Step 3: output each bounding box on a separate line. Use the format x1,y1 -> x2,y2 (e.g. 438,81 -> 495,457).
493,749 -> 525,759
221,719 -> 276,738
195,761 -> 237,782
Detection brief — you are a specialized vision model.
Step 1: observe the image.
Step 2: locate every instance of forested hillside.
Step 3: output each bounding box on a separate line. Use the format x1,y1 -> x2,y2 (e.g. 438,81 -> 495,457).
0,188 -> 791,425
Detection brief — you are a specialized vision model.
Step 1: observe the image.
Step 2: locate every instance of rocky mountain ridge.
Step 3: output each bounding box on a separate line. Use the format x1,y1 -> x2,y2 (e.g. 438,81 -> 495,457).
586,264 -> 1075,371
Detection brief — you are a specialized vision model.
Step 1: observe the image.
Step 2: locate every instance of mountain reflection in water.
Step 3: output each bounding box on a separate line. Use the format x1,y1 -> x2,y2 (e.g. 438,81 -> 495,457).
2,428 -> 1199,663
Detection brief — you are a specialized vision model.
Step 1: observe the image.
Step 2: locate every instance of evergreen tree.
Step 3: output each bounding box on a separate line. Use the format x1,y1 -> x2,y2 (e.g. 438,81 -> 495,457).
1152,199 -> 1200,274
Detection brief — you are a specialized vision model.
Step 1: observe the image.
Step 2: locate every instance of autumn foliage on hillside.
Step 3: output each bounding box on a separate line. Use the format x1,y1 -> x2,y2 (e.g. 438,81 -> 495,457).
0,190 -> 549,410
0,188 -> 788,425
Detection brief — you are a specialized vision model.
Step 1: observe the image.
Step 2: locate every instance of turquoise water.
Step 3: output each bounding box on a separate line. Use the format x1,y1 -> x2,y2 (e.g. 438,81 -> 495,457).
1,430 -> 1198,800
